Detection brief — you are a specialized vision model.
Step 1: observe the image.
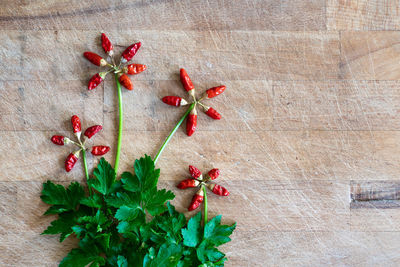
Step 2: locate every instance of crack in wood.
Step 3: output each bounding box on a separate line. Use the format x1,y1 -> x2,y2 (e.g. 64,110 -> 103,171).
350,180 -> 400,209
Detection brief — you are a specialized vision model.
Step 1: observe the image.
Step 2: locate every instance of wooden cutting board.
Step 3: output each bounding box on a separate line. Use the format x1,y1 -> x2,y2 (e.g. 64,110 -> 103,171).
1,1 -> 400,266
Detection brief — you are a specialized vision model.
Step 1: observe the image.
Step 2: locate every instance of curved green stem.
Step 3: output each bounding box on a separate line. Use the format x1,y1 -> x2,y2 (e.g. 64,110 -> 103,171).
203,185 -> 208,225
81,149 -> 92,195
114,74 -> 123,175
153,103 -> 195,164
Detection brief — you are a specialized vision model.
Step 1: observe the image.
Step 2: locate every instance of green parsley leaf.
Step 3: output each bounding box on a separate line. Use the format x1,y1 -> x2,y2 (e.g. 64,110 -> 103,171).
143,188 -> 175,216
106,192 -> 140,208
204,215 -> 236,246
117,255 -> 128,267
80,194 -> 102,208
88,157 -> 116,195
115,205 -> 141,221
59,248 -> 105,267
181,212 -> 202,247
155,202 -> 186,236
77,210 -> 109,232
106,191 -> 143,222
41,212 -> 76,242
41,181 -> 84,214
144,243 -> 183,267
121,171 -> 140,192
134,154 -> 160,191
197,242 -> 225,262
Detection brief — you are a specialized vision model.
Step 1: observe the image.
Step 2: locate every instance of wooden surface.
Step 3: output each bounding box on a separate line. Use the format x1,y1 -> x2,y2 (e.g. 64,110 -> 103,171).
1,0 -> 400,266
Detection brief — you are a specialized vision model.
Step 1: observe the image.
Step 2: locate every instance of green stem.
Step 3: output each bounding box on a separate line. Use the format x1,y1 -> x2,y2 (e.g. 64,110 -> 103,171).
203,185 -> 208,225
153,103 -> 195,164
81,149 -> 92,195
114,74 -> 123,175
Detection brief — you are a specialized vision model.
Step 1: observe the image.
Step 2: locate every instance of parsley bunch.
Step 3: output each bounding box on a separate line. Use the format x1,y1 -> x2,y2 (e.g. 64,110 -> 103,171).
41,155 -> 236,267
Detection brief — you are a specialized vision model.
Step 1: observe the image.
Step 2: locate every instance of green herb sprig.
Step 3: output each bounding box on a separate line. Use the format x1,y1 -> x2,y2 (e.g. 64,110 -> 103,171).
41,155 -> 235,267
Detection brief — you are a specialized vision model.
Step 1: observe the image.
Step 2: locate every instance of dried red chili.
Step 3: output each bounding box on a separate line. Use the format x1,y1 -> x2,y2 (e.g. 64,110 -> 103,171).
161,68 -> 225,136
203,106 -> 221,120
177,178 -> 200,189
84,125 -> 103,139
91,146 -> 110,156
207,184 -> 229,196
88,72 -> 106,90
186,108 -> 197,136
124,64 -> 147,75
162,96 -> 188,107
83,52 -> 107,67
71,115 -> 81,134
118,73 -> 133,90
65,151 -> 79,172
84,34 -> 146,92
51,135 -> 66,146
205,85 -> 226,99
207,168 -> 220,180
189,165 -> 202,179
51,115 -> 110,172
121,42 -> 141,63
101,33 -> 113,56
177,165 -> 230,211
180,68 -> 195,93
188,188 -> 204,211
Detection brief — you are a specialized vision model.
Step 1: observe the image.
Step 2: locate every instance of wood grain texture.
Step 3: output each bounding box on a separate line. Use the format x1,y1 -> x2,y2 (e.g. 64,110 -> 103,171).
0,30 -> 340,81
340,31 -> 400,80
327,0 -> 400,30
1,0 -> 400,266
0,0 -> 326,31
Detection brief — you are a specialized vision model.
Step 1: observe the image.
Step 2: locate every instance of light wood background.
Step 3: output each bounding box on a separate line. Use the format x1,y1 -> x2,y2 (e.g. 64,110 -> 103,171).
1,0 -> 400,266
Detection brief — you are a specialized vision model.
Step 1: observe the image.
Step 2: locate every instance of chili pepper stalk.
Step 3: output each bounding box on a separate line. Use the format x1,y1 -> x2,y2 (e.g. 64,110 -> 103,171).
83,34 -> 146,174
81,149 -> 91,195
153,102 -> 195,164
203,185 -> 208,224
114,74 -> 124,174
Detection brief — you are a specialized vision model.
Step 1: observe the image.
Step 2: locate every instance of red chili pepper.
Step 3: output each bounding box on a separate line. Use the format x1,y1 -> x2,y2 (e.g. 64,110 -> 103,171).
178,166 -> 229,210
101,33 -> 113,56
65,152 -> 79,172
180,68 -> 194,92
121,42 -> 141,63
207,184 -> 229,196
207,168 -> 220,180
88,72 -> 106,90
83,52 -> 107,67
162,96 -> 188,107
186,108 -> 197,136
91,146 -> 110,156
124,64 -> 147,75
71,115 -> 81,134
188,188 -> 204,211
177,178 -> 200,189
205,85 -> 226,99
204,106 -> 221,120
118,73 -> 133,90
51,135 -> 65,146
84,125 -> 103,139
189,165 -> 202,179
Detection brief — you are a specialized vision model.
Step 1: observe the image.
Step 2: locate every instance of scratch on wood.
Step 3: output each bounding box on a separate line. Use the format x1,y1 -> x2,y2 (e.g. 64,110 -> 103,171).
350,180 -> 400,209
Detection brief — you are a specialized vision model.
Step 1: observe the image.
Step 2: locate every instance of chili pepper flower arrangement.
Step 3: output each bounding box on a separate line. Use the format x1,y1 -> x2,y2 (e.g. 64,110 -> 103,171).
41,33 -> 235,267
